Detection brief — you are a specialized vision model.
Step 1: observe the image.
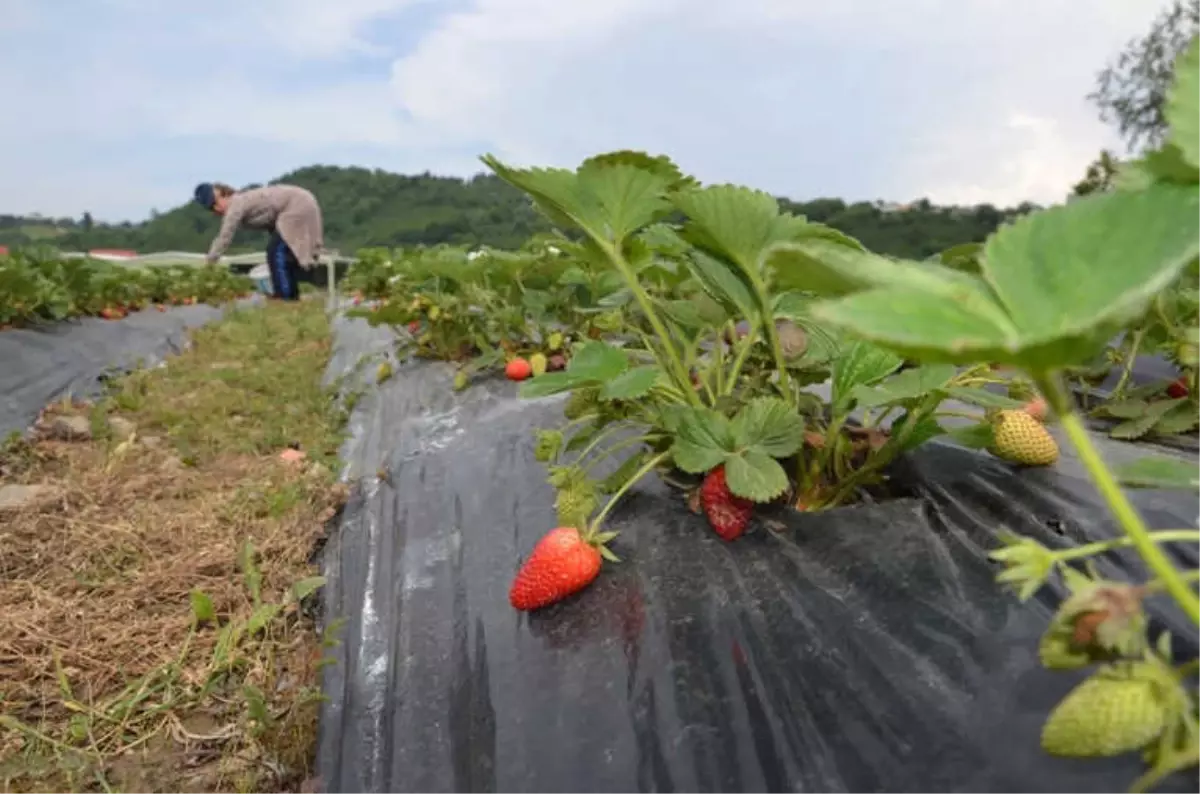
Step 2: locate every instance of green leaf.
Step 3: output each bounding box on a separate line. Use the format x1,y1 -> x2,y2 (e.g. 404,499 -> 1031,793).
766,238 -> 902,297
1109,398 -> 1185,440
519,370 -> 589,398
673,185 -> 790,274
831,341 -> 904,410
852,364 -> 958,408
982,183 -> 1200,360
1100,399 -> 1152,419
945,386 -> 1028,410
190,589 -> 216,625
724,449 -> 789,502
1167,36 -> 1199,170
669,408 -> 735,473
809,285 -> 1019,365
482,154 -> 674,245
1153,403 -> 1200,435
577,160 -> 675,243
1132,144 -> 1200,186
567,341 -> 630,380
602,365 -> 661,400
290,576 -> 326,603
684,249 -> 758,319
1113,455 -> 1199,490
946,421 -> 995,449
891,412 -> 946,451
729,396 -> 805,457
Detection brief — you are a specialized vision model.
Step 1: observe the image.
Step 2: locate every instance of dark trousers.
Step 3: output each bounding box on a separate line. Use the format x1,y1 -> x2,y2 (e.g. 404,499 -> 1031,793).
266,232 -> 302,301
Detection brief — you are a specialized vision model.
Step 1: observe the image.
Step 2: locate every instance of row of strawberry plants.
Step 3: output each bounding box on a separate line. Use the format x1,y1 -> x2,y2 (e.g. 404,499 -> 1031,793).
483,39 -> 1198,792
342,41 -> 1197,788
344,238 -> 631,388
0,248 -> 255,328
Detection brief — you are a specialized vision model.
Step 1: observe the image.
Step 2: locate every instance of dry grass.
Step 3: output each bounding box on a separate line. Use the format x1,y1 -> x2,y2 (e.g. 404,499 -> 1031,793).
0,299 -> 350,793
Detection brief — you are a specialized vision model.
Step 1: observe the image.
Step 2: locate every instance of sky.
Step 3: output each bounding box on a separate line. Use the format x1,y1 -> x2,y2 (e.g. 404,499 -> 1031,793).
0,0 -> 1165,222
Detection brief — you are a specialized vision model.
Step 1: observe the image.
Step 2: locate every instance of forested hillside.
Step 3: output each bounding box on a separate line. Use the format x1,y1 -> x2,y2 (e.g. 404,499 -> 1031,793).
0,164 -> 1037,259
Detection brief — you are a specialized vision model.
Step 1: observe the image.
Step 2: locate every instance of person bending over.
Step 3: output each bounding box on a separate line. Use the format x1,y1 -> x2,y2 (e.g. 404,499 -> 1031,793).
194,181 -> 324,301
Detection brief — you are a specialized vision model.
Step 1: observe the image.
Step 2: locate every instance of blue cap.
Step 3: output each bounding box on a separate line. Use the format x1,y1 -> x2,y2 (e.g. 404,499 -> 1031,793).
194,182 -> 216,209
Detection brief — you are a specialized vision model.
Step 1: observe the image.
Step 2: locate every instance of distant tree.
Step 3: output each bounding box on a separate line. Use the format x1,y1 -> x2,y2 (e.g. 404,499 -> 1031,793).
1072,150 -> 1121,197
1090,0 -> 1200,152
81,211 -> 94,232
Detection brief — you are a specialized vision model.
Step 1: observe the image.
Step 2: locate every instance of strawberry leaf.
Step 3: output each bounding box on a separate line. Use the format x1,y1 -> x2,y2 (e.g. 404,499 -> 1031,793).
946,421 -> 995,449
852,364 -> 957,408
1114,454 -> 1199,490
1167,36 -> 1199,171
683,249 -> 758,320
811,287 -> 1017,364
945,387 -> 1027,410
891,412 -> 946,451
482,153 -> 674,246
831,340 -> 904,411
724,449 -> 789,503
519,371 -> 589,398
567,341 -> 630,380
730,397 -> 805,458
601,366 -> 661,401
669,408 -> 735,473
521,341 -> 631,398
981,183 -> 1200,365
672,185 -> 799,277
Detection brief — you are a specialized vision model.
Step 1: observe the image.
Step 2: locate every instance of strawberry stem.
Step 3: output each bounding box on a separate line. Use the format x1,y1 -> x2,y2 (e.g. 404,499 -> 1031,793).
587,451 -> 671,538
1034,371 -> 1200,626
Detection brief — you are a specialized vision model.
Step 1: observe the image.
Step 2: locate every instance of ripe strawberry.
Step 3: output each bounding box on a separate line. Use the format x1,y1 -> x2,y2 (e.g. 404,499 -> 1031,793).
1166,376 -> 1189,399
990,409 -> 1059,466
506,357 -> 533,381
510,526 -> 607,611
1041,663 -> 1171,758
699,465 -> 753,541
406,320 -> 420,335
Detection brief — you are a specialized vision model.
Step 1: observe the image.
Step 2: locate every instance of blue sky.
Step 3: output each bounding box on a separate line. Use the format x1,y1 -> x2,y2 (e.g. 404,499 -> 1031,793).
0,0 -> 1164,222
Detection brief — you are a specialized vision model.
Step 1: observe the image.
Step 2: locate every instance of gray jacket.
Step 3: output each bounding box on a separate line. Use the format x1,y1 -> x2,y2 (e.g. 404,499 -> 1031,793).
206,184 -> 324,267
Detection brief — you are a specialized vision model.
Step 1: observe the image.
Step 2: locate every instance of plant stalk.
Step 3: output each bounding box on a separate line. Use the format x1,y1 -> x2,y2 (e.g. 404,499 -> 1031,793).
1034,371 -> 1200,625
589,451 -> 671,532
595,239 -> 699,406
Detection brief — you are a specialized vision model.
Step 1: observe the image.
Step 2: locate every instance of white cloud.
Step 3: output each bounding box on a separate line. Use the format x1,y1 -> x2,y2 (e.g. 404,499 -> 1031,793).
0,0 -> 1175,218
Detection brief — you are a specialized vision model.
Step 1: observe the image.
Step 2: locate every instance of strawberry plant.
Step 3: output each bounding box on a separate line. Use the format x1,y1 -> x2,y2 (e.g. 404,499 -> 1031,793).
483,151 -> 1020,561
789,37 -> 1199,791
351,244 -> 592,385
0,249 -> 252,327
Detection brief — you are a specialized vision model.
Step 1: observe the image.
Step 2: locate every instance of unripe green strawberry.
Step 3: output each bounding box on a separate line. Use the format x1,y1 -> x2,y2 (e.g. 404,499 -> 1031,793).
453,370 -> 469,391
533,429 -> 563,463
990,409 -> 1059,466
530,352 -> 548,377
564,388 -> 600,420
555,478 -> 597,529
1041,664 -> 1171,758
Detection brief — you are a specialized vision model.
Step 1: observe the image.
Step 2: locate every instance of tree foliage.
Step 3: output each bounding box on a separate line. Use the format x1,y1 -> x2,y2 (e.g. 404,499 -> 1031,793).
0,165 -> 1034,260
1090,0 -> 1200,152
1073,150 -> 1122,197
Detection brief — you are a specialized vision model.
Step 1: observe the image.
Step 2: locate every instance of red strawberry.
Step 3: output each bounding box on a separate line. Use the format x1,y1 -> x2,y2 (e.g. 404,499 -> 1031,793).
407,320 -> 420,335
1167,377 -> 1190,399
510,526 -> 606,611
506,357 -> 533,381
700,465 -> 753,541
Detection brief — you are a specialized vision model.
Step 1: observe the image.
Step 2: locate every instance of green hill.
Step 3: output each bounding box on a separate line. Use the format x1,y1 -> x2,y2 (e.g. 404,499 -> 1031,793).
0,164 -> 1038,260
